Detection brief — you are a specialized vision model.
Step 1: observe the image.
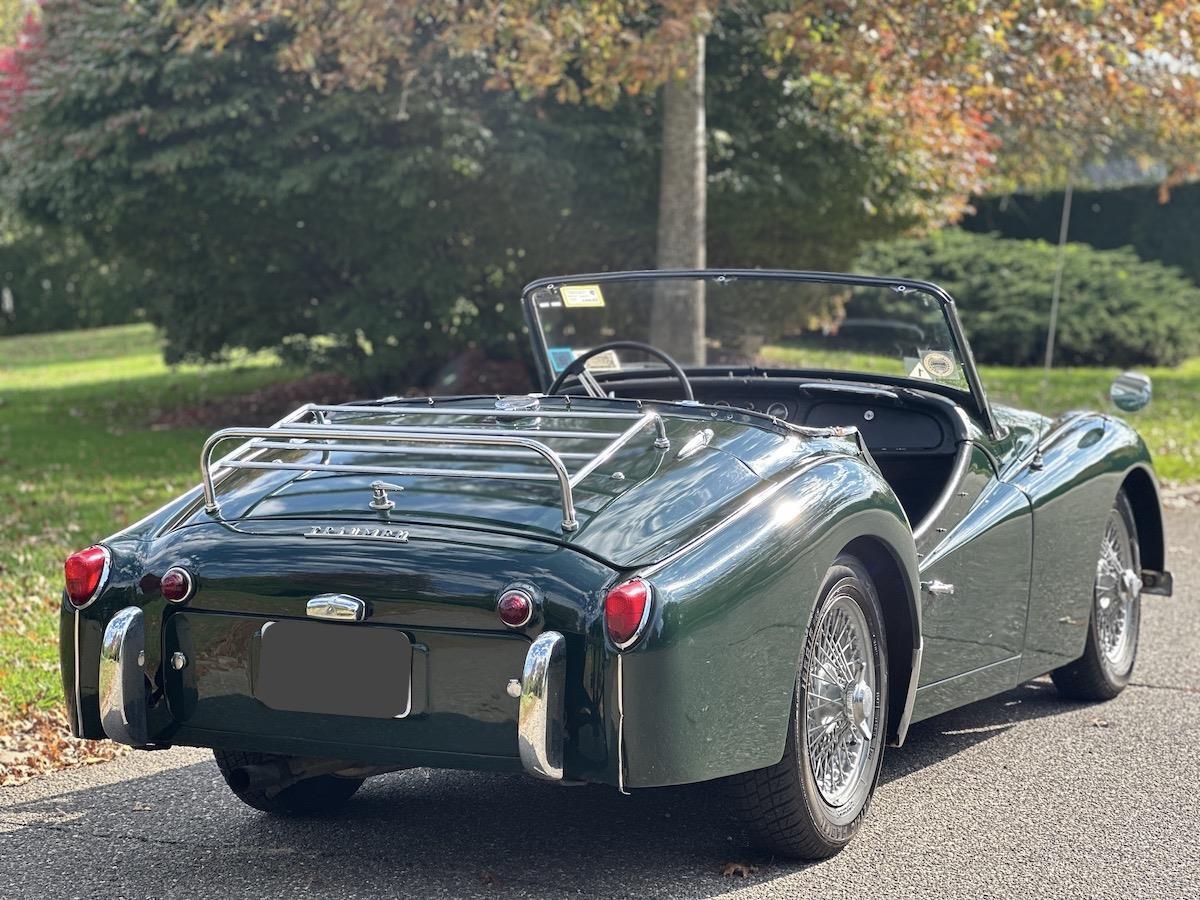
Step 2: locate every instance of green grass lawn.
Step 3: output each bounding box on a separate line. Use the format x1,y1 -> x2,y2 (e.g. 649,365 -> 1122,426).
0,324 -> 1197,731
981,359 -> 1200,483
0,324 -> 299,725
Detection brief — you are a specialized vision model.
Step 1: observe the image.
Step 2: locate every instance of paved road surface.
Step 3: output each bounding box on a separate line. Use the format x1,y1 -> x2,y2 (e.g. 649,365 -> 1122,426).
2,511 -> 1197,899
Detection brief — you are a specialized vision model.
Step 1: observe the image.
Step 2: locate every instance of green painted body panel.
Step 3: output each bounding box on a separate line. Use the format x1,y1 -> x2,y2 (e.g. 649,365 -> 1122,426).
914,446 -> 1031,687
1002,410 -> 1160,681
619,456 -> 919,788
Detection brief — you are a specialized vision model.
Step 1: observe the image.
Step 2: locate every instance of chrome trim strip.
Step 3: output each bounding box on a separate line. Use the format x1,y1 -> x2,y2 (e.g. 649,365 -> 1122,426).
913,653 -> 1020,693
313,403 -> 655,421
912,440 -> 973,543
72,609 -> 84,735
98,606 -> 149,747
893,641 -> 923,747
617,652 -> 628,795
248,440 -> 595,462
306,594 -> 366,622
517,631 -> 566,781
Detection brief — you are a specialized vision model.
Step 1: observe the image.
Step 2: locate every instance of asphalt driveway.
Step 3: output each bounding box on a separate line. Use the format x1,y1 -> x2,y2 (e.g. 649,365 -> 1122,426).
2,510 -> 1197,899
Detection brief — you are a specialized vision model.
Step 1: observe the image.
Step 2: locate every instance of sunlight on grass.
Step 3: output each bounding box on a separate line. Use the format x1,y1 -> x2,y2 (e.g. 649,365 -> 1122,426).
0,324 -> 298,721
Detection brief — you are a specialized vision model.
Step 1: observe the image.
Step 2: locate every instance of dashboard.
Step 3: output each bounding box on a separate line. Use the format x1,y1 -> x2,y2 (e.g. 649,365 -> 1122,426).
606,376 -> 963,455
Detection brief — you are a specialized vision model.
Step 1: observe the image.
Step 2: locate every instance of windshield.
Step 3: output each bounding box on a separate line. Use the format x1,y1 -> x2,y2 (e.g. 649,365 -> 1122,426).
527,274 -> 969,391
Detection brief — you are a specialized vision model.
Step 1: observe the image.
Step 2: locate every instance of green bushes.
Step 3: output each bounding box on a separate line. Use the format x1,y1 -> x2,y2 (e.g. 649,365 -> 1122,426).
857,231 -> 1200,368
0,218 -> 147,336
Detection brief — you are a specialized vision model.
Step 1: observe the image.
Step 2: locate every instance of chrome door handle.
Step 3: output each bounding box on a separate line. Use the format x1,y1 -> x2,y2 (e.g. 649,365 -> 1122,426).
921,580 -> 955,597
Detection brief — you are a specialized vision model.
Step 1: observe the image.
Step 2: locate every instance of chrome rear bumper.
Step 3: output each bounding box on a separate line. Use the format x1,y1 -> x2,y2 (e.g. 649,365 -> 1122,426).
99,606 -> 149,747
99,608 -> 568,770
517,631 -> 566,780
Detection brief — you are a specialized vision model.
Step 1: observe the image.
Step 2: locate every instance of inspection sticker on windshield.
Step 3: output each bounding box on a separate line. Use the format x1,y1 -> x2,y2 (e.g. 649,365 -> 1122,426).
547,347 -> 577,373
560,284 -> 605,308
921,351 -> 957,379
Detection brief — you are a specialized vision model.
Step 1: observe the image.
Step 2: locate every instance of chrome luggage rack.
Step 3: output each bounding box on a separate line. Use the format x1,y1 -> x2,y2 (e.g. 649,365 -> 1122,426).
201,402 -> 671,532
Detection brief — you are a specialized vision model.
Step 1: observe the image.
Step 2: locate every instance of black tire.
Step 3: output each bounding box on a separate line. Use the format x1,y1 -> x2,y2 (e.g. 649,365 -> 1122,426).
213,749 -> 364,815
728,555 -> 889,860
1051,490 -> 1142,701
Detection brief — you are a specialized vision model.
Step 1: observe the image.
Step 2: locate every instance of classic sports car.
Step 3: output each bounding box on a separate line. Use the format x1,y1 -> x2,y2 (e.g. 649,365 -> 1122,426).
60,270 -> 1172,858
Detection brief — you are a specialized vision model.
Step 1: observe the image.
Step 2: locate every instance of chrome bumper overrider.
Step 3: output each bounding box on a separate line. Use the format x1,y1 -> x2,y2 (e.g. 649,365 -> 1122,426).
517,631 -> 566,780
99,606 -> 149,746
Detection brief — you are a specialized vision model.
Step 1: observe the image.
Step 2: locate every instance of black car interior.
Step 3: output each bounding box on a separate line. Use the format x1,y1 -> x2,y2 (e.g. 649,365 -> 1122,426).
561,370 -> 970,530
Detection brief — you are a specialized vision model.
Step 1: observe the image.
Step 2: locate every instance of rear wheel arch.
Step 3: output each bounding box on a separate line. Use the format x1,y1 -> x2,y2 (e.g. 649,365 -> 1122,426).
839,535 -> 920,746
1120,466 -> 1164,573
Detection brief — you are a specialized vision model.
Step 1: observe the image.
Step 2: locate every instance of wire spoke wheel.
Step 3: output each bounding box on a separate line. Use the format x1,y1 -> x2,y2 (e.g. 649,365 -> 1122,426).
803,591 -> 876,808
1094,506 -> 1140,678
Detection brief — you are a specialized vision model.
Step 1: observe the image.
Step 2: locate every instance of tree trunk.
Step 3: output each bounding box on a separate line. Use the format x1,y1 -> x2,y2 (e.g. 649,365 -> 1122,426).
650,32 -> 706,366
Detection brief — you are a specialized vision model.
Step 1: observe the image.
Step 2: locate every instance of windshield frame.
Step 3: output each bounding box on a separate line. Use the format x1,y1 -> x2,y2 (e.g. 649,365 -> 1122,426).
521,269 -> 1002,439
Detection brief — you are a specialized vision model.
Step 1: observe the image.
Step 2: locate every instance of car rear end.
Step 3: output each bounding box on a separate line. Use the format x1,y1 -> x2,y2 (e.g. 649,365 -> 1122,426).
59,396 -> 855,788
61,517 -> 632,784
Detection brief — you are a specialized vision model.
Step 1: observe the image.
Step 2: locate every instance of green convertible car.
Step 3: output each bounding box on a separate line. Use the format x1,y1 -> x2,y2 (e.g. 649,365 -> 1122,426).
60,270 -> 1172,858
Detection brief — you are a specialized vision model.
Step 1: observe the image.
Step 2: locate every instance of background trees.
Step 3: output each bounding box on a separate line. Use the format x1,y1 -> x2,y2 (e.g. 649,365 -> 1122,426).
3,2 -> 1199,388
3,0 -> 951,389
176,1 -> 1200,361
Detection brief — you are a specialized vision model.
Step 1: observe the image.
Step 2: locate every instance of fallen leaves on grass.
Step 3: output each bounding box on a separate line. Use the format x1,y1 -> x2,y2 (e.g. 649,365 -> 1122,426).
0,708 -> 126,786
150,372 -> 355,429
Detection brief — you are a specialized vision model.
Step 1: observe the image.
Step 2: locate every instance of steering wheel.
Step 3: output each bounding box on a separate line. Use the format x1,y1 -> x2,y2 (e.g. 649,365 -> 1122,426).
547,340 -> 695,401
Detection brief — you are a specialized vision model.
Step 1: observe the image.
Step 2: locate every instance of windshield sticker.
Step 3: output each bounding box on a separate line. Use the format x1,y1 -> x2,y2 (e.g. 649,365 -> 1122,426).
547,346 -> 577,373
560,284 -> 606,308
906,359 -> 934,380
921,351 -> 957,379
584,349 -> 621,372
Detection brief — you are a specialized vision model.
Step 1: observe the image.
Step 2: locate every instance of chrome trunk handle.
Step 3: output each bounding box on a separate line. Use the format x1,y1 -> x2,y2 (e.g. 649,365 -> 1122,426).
306,594 -> 366,622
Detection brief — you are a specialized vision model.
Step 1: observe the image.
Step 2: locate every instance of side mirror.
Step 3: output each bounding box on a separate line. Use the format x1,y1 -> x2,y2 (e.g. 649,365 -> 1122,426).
1110,371 -> 1152,413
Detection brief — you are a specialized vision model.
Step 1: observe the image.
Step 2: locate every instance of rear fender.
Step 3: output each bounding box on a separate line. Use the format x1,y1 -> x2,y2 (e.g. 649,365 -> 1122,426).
617,456 -> 920,789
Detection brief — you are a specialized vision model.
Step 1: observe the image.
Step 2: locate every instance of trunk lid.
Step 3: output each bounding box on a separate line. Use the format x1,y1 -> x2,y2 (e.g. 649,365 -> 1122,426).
172,399 -> 857,567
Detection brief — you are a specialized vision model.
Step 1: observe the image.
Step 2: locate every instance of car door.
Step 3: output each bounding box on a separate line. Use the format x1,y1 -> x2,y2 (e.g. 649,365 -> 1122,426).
911,440 -> 1033,720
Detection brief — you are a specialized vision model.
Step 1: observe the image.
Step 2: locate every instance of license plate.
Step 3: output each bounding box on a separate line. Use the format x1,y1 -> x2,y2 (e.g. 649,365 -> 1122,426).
253,619 -> 412,719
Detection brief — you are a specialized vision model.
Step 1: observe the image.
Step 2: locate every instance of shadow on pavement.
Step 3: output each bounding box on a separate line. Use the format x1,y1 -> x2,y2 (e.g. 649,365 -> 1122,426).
2,679 -> 1087,897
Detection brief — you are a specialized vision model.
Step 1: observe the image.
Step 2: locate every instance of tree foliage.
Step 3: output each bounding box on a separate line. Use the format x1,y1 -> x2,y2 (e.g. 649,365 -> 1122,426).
858,230 -> 1200,368
3,1 -> 962,384
181,1 -> 1200,219
0,215 -> 150,335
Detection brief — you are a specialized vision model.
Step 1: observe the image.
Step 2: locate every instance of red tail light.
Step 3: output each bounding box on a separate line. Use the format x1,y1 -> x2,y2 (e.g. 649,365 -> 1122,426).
496,588 -> 533,627
604,578 -> 651,648
64,545 -> 110,609
160,566 -> 194,603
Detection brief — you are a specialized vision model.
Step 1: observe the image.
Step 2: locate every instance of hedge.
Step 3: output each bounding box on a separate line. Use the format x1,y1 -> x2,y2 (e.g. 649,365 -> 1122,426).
857,231 -> 1200,368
